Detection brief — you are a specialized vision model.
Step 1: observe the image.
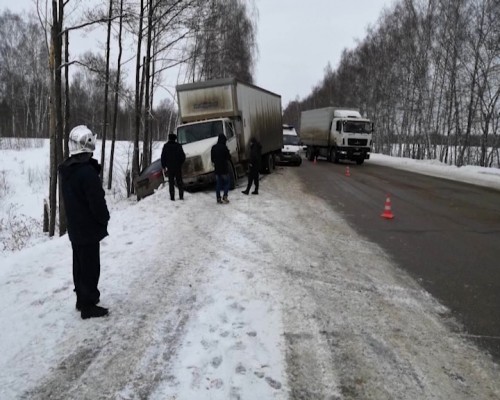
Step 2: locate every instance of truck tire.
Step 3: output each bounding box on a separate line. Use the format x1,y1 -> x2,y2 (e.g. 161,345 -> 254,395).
356,158 -> 364,165
306,148 -> 315,161
263,153 -> 274,174
331,148 -> 340,164
328,148 -> 335,163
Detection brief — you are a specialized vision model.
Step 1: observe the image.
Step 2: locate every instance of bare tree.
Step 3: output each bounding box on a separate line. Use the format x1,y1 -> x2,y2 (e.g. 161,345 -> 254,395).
187,0 -> 257,83
108,0 -> 125,190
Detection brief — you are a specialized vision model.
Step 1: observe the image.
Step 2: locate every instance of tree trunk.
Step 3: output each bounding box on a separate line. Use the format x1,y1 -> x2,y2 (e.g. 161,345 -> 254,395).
48,0 -> 63,237
59,29 -> 70,236
100,0 -> 114,182
143,0 -> 153,169
108,0 -> 124,190
132,0 -> 145,195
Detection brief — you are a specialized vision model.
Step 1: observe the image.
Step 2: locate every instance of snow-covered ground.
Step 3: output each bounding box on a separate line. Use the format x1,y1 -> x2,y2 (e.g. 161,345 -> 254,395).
0,141 -> 499,399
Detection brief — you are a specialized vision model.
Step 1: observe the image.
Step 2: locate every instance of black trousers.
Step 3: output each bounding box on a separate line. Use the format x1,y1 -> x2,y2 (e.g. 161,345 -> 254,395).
72,242 -> 101,307
168,169 -> 184,200
245,168 -> 259,192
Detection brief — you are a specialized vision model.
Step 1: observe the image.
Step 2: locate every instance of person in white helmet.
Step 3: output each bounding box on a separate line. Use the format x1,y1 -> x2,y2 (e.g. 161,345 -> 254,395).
58,125 -> 110,319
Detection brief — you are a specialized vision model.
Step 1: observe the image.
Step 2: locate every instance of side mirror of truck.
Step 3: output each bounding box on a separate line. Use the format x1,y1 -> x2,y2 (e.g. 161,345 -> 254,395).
371,123 -> 375,133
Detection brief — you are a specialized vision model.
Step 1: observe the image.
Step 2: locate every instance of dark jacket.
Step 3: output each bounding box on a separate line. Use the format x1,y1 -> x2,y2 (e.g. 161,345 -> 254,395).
211,134 -> 231,174
161,140 -> 186,173
249,139 -> 262,171
58,154 -> 110,245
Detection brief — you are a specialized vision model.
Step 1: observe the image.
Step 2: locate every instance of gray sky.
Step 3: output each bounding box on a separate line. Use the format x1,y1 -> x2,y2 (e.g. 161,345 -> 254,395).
1,0 -> 392,107
254,0 -> 392,106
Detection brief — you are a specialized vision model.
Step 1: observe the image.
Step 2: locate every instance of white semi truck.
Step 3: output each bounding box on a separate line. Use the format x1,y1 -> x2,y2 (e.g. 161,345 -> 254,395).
300,107 -> 373,165
175,78 -> 283,189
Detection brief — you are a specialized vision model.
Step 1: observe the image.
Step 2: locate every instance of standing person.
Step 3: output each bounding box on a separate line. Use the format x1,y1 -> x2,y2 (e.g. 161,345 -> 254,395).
161,133 -> 186,201
211,133 -> 231,204
242,137 -> 262,195
58,125 -> 110,320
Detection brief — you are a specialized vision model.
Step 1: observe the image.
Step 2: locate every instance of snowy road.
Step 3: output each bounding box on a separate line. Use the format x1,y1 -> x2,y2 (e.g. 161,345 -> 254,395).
1,166 -> 499,399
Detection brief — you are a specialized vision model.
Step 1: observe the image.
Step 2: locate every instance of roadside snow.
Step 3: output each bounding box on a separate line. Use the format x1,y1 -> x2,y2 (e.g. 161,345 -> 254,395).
0,143 -> 499,399
370,153 -> 500,191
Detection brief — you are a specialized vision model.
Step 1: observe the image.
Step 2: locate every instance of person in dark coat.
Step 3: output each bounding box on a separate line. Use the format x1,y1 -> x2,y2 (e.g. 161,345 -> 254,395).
161,133 -> 186,201
58,125 -> 110,320
242,137 -> 262,195
210,133 -> 231,204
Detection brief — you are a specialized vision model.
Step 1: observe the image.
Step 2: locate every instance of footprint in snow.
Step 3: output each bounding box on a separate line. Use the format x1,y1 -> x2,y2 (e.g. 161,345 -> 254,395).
211,356 -> 223,368
235,364 -> 246,375
229,302 -> 245,312
207,378 -> 224,389
265,377 -> 282,390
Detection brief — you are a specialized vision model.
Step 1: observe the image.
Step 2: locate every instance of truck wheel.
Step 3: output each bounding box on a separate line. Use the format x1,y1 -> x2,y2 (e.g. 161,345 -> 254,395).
331,148 -> 340,164
356,158 -> 364,165
328,148 -> 335,163
264,154 -> 274,174
307,148 -> 315,161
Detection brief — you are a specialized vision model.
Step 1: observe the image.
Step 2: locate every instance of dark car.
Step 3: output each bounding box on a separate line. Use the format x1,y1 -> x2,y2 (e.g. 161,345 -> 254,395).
134,158 -> 165,200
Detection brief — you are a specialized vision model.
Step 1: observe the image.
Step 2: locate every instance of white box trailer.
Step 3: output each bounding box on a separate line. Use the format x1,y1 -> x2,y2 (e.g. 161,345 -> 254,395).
300,107 -> 373,164
176,78 -> 282,189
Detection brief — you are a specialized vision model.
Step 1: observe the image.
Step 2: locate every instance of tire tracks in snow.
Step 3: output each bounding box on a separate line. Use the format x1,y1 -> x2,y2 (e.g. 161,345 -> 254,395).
22,195 -> 203,399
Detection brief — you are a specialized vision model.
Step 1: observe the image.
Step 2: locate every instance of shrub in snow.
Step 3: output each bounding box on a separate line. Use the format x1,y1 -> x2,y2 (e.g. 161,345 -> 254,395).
0,204 -> 42,252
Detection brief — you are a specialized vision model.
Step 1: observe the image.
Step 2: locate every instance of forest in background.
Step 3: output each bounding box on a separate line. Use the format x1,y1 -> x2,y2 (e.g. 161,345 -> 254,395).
0,0 -> 257,237
283,0 -> 500,168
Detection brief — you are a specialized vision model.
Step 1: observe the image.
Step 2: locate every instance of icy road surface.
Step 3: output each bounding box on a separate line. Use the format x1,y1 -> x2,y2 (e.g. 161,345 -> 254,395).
1,167 -> 499,399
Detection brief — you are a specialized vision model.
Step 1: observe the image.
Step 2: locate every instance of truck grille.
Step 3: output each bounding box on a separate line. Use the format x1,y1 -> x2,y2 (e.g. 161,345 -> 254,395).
182,156 -> 204,176
347,139 -> 368,146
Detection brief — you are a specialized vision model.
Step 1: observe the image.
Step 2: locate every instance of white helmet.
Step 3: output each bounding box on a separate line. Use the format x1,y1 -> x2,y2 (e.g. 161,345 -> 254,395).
69,125 -> 97,156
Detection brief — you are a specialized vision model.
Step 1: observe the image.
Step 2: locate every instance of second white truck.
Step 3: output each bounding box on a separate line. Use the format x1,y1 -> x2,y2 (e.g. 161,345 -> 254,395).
175,78 -> 283,189
300,107 -> 373,164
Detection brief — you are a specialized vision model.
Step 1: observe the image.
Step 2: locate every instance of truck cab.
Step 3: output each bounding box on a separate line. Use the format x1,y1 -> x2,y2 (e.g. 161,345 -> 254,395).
176,117 -> 238,189
331,110 -> 373,164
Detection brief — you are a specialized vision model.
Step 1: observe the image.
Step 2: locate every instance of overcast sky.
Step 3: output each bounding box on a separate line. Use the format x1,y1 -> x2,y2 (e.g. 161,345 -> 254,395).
253,0 -> 392,106
1,0 -> 393,106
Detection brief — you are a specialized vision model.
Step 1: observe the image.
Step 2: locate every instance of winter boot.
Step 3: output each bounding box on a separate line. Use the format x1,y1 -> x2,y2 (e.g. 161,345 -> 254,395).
222,195 -> 229,203
241,190 -> 249,195
251,190 -> 258,195
76,298 -> 99,311
217,197 -> 223,204
81,304 -> 109,319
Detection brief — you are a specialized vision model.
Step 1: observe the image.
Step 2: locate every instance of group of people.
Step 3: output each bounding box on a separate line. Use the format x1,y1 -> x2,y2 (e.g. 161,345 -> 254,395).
160,132 -> 262,203
59,126 -> 263,319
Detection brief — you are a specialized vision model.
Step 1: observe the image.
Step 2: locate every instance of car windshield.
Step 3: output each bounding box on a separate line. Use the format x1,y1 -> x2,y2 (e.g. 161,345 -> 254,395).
177,120 -> 224,145
283,135 -> 300,145
343,121 -> 372,134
